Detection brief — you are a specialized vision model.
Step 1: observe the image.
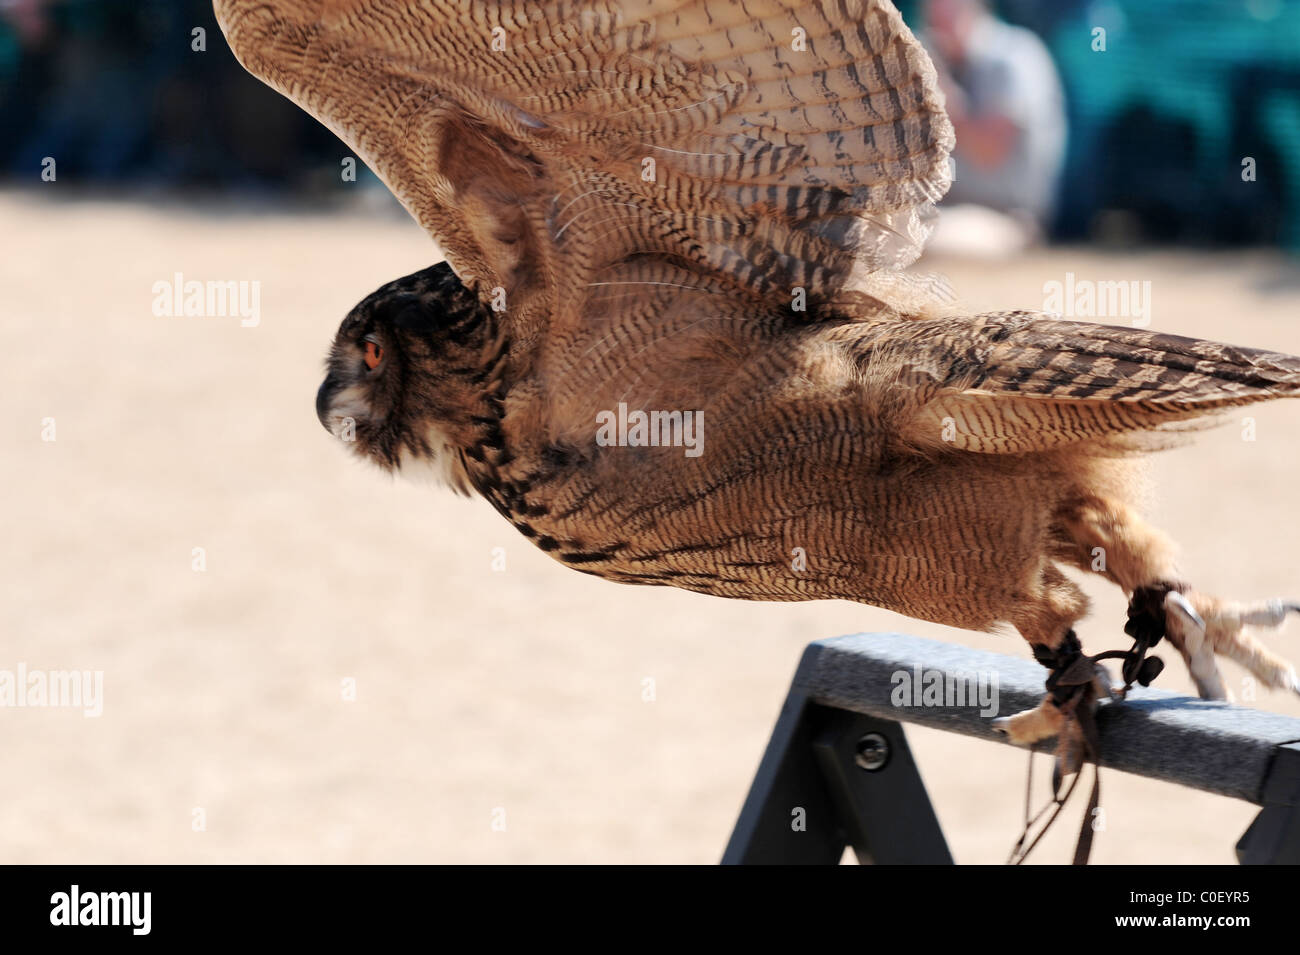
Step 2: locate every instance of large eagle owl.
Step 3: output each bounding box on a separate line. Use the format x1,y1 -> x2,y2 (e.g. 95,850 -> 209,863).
216,0 -> 1299,750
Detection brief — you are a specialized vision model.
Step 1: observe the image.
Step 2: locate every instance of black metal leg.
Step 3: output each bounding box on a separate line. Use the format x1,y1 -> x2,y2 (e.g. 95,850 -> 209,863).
722,690 -> 848,864
810,709 -> 953,864
1237,742 -> 1300,864
723,672 -> 952,864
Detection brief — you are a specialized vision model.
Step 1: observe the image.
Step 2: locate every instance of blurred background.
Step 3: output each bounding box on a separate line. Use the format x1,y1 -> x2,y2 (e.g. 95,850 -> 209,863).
3,0 -> 1300,864
6,0 -> 1299,244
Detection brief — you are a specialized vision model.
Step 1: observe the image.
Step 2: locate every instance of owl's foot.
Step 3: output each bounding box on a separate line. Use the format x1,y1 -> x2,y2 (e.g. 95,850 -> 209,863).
992,673 -> 1118,746
992,630 -> 1114,748
991,696 -> 1063,745
994,584 -> 1300,747
1138,584 -> 1300,701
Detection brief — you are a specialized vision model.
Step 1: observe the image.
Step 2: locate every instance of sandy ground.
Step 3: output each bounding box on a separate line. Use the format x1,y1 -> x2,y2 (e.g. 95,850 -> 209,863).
4,188 -> 1300,864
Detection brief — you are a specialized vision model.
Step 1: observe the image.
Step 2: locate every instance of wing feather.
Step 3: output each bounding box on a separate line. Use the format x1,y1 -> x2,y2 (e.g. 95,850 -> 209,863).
215,0 -> 953,323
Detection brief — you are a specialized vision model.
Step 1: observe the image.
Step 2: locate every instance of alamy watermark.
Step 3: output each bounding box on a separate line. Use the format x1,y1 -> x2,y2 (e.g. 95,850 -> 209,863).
595,402 -> 704,458
0,664 -> 103,717
1043,272 -> 1151,327
50,886 -> 150,935
891,665 -> 999,717
151,272 -> 260,327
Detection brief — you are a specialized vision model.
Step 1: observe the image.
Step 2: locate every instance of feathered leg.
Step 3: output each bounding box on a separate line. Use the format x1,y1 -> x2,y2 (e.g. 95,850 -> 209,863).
991,563 -> 1093,745
995,492 -> 1300,746
1063,494 -> 1300,701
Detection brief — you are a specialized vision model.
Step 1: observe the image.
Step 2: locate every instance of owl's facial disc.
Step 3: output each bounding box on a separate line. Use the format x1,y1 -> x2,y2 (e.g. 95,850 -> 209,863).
316,322 -> 388,439
315,264 -> 484,492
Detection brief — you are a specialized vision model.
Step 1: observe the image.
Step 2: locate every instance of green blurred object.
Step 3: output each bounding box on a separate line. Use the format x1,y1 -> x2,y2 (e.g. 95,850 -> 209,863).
1055,0 -> 1300,247
899,0 -> 1300,248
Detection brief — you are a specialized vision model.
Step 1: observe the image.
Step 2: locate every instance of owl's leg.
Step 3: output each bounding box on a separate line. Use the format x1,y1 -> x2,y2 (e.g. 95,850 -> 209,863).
990,636 -> 1116,748
1060,495 -> 1300,701
990,564 -> 1104,746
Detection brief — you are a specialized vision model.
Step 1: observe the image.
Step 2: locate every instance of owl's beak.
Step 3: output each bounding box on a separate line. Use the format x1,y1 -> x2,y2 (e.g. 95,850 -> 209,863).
316,375 -> 341,432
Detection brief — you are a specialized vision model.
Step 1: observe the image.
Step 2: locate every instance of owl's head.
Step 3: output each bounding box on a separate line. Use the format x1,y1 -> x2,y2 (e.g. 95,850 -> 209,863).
315,262 -> 493,489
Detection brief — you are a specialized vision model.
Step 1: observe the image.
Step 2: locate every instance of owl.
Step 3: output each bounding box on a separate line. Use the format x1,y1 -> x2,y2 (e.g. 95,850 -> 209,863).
218,0 -> 1300,765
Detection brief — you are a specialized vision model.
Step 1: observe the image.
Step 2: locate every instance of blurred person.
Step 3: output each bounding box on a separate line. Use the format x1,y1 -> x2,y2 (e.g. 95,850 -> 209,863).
0,0 -> 52,45
922,0 -> 1066,255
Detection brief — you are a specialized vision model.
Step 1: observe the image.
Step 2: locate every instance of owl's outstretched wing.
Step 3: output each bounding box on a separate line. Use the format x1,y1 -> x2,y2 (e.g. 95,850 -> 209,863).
214,0 -> 953,326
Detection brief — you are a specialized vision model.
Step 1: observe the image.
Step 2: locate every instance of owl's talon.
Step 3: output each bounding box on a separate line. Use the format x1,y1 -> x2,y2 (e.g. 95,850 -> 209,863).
1146,587 -> 1300,701
991,697 -> 1064,745
1237,599 -> 1300,629
1165,590 -> 1205,632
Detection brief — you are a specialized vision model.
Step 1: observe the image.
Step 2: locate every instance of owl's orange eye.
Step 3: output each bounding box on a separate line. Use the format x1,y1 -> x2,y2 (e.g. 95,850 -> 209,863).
364,341 -> 384,370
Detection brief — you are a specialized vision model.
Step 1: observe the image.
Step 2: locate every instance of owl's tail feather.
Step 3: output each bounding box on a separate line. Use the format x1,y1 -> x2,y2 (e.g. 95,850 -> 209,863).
972,316 -> 1300,406
895,314 -> 1300,455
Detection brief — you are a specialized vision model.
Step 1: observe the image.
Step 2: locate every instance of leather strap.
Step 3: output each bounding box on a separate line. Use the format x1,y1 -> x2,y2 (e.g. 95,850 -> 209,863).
1008,596 -> 1171,865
